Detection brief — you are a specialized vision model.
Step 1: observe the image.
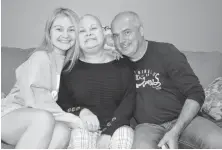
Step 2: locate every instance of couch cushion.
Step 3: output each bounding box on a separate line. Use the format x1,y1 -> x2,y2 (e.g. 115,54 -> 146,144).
1,47 -> 34,94
1,47 -> 222,93
201,77 -> 222,120
182,51 -> 222,88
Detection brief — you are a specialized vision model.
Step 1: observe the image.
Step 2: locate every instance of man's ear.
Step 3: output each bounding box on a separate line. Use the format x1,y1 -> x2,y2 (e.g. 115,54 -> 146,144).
139,26 -> 144,36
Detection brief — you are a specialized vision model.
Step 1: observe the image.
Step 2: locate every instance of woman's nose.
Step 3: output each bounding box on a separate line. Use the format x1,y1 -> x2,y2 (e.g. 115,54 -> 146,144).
62,31 -> 69,38
86,30 -> 92,36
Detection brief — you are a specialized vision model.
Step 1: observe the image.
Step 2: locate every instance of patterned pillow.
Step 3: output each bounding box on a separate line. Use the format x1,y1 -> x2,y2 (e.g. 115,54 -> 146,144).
201,77 -> 222,120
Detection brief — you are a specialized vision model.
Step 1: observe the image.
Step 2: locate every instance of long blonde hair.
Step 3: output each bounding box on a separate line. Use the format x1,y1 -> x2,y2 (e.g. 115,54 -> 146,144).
38,7 -> 80,73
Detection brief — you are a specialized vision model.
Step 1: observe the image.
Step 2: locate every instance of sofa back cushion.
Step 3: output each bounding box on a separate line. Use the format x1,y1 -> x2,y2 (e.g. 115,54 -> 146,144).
1,47 -> 34,94
182,51 -> 222,88
1,47 -> 222,94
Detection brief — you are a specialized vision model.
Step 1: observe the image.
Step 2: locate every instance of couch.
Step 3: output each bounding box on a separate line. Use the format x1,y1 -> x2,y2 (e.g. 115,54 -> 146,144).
1,46 -> 222,148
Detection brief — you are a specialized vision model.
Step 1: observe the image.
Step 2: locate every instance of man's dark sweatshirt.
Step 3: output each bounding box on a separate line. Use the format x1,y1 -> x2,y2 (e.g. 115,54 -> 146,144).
133,41 -> 205,125
57,58 -> 136,135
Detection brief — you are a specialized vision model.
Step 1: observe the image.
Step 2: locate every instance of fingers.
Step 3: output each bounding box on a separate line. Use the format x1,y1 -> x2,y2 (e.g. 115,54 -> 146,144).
92,117 -> 100,131
161,145 -> 168,149
111,51 -> 123,60
158,138 -> 170,149
158,138 -> 166,148
168,141 -> 178,149
68,121 -> 84,129
85,121 -> 97,131
79,108 -> 100,131
83,116 -> 100,132
158,138 -> 177,149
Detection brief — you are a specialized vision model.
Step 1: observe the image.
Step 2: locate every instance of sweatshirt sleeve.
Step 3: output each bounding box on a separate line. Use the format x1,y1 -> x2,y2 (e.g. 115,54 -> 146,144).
102,60 -> 136,135
163,44 -> 205,106
17,51 -> 65,115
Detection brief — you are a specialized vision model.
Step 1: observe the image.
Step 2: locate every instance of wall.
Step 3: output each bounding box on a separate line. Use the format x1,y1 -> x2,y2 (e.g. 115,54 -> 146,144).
2,0 -> 222,52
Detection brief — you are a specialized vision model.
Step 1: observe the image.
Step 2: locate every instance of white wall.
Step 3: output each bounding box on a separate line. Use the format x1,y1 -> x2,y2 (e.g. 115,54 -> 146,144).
2,0 -> 222,52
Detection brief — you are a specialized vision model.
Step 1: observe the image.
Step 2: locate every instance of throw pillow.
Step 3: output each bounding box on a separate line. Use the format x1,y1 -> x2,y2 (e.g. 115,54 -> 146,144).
201,77 -> 222,120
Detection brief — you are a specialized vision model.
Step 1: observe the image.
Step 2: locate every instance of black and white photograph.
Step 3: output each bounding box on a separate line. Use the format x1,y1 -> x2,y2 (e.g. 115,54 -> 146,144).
1,0 -> 222,149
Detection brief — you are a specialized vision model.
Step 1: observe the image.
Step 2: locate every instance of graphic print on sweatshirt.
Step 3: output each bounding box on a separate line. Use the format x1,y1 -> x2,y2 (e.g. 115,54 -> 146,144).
134,69 -> 161,90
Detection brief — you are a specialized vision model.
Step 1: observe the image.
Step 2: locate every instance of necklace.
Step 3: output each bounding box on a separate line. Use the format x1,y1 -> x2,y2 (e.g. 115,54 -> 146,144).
51,52 -> 65,100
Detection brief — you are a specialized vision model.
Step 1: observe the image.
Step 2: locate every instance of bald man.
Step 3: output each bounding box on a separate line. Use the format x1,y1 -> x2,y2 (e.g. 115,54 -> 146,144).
111,11 -> 222,149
